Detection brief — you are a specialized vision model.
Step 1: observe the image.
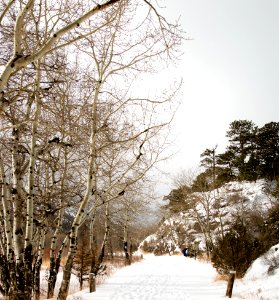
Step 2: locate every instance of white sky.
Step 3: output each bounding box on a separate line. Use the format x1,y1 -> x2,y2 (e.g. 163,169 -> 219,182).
156,0 -> 279,184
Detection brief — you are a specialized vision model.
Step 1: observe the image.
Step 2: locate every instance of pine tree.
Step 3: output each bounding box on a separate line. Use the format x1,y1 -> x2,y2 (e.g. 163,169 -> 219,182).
73,228 -> 92,291
200,146 -> 217,189
256,122 -> 279,180
216,149 -> 236,182
163,185 -> 192,213
211,218 -> 262,277
225,120 -> 257,180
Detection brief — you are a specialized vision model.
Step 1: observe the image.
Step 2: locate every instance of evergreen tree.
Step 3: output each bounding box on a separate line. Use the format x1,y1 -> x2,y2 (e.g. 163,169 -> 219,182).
198,146 -> 234,189
73,227 -> 92,291
216,149 -> 236,182
200,146 -> 217,189
256,122 -> 279,180
199,120 -> 279,183
163,185 -> 192,213
191,170 -> 212,192
211,218 -> 263,277
225,120 -> 257,180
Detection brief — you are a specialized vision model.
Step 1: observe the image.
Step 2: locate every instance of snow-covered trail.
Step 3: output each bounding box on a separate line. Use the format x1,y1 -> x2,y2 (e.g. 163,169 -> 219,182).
68,255 -> 231,300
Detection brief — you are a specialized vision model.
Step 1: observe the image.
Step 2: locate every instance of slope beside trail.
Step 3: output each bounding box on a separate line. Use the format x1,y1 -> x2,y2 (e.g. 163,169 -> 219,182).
68,254 -> 233,300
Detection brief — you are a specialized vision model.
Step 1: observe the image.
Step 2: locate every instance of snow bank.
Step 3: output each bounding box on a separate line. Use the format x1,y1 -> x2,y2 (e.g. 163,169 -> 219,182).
234,244 -> 279,300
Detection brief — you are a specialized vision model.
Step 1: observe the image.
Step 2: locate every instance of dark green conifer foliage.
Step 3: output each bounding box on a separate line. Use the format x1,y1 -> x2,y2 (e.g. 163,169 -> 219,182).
198,120 -> 279,186
264,203 -> 279,247
225,120 -> 257,180
211,218 -> 263,277
256,122 -> 279,180
163,185 -> 192,213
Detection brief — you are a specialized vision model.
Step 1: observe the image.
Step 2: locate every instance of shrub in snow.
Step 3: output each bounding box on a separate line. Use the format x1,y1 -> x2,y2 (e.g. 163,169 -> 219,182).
138,234 -> 158,253
141,240 -> 156,253
211,217 -> 264,277
264,202 -> 279,246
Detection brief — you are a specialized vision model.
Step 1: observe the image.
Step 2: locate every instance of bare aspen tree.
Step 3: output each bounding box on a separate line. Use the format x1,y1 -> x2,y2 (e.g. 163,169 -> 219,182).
170,170 -> 216,258
190,192 -> 215,257
57,79 -> 100,299
34,229 -> 46,300
0,155 -> 13,297
56,2 -> 181,298
116,185 -> 151,263
0,0 -> 121,100
87,201 -> 110,291
0,53 -> 86,299
0,0 -> 182,299
24,60 -> 41,300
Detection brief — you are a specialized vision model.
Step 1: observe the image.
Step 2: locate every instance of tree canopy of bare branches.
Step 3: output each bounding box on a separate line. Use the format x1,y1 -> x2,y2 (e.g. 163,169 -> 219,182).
0,1 -> 183,299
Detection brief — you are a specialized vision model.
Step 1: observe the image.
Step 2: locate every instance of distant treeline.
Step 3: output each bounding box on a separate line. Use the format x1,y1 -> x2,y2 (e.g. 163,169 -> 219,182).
193,120 -> 279,191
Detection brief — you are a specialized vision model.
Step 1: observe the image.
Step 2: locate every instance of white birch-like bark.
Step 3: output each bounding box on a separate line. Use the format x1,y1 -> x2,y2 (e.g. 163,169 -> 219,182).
0,0 -> 121,102
57,80 -> 101,300
11,128 -> 24,264
123,207 -> 130,265
13,0 -> 36,56
22,60 -> 41,299
0,0 -> 15,25
10,126 -> 26,299
47,149 -> 68,299
0,155 -> 13,262
34,229 -> 45,300
25,61 -> 41,248
98,201 -> 110,262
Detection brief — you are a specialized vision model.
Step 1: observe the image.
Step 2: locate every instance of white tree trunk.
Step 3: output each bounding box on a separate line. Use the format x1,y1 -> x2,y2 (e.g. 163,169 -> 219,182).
57,81 -> 101,300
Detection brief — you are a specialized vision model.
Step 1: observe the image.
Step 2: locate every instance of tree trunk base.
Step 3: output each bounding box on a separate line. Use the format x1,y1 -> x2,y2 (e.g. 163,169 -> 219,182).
226,270 -> 236,298
89,273 -> 96,292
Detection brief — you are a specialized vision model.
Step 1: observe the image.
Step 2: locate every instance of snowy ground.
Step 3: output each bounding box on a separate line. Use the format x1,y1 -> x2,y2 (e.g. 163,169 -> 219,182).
68,255 -> 230,300
67,250 -> 279,300
64,180 -> 279,300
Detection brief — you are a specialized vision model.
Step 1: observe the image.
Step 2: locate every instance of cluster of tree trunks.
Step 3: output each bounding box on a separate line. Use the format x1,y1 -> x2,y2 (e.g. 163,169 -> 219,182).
0,0 -> 181,299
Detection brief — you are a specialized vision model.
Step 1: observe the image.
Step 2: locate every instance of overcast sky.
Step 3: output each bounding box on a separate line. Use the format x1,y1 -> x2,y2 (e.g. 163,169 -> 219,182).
156,0 -> 279,189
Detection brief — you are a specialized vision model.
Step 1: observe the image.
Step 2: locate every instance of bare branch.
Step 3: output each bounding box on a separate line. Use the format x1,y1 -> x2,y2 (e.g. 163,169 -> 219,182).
0,0 -> 15,25
0,0 -> 122,108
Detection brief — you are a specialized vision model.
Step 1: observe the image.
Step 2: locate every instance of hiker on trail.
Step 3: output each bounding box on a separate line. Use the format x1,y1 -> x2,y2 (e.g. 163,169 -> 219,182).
182,247 -> 189,257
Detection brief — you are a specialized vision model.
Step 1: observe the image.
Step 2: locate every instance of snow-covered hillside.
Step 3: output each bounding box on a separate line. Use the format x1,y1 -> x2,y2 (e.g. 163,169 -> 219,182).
140,179 -> 277,255
63,180 -> 279,300
137,179 -> 279,298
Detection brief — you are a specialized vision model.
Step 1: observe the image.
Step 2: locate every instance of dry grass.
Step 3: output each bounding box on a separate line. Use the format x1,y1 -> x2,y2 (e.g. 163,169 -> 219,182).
213,273 -> 228,282
41,247 -> 69,268
197,252 -> 211,263
39,253 -> 143,299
